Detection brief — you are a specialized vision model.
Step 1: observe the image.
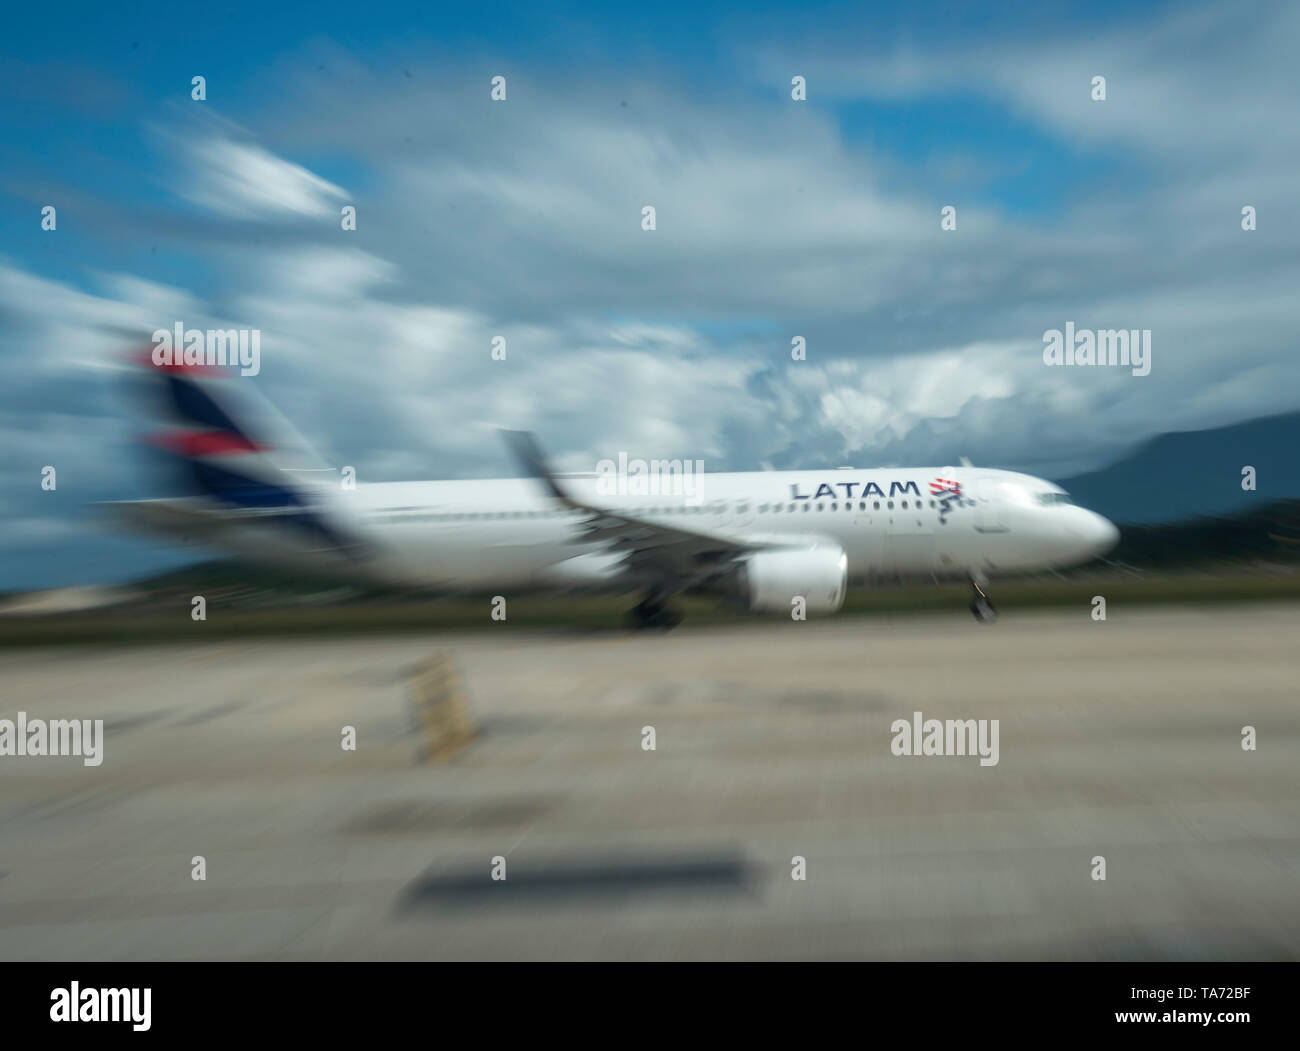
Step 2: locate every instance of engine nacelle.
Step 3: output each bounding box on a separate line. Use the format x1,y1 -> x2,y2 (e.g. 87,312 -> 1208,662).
737,545 -> 847,615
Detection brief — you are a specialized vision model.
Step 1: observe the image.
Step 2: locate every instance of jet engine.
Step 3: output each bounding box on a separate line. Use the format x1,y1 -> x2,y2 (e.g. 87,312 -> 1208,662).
733,546 -> 847,615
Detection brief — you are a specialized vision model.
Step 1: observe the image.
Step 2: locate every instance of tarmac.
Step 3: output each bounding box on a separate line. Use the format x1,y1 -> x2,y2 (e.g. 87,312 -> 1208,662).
1,603 -> 1297,960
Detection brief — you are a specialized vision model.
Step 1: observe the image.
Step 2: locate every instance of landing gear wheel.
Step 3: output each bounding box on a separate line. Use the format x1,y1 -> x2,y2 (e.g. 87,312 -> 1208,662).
625,597 -> 683,631
968,572 -> 998,623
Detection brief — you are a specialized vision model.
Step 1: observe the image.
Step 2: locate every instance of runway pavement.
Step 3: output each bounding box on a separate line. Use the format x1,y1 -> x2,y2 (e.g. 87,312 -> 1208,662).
1,603 -> 1297,960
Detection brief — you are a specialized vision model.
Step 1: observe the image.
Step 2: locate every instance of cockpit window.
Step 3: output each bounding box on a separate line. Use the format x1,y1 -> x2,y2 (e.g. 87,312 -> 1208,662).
1037,491 -> 1073,506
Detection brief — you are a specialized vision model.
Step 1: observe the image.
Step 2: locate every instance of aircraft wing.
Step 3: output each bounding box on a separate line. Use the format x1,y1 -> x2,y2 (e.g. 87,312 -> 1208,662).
503,430 -> 781,588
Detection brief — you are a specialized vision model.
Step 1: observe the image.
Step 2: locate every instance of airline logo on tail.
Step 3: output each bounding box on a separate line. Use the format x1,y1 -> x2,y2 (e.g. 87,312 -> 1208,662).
134,351 -> 360,553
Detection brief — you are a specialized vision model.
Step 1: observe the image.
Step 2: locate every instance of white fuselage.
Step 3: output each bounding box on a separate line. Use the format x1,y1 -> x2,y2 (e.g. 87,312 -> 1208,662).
239,465 -> 1118,591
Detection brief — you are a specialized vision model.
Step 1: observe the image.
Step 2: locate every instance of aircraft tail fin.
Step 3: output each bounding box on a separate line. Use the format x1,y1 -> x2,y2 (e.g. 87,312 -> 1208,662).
125,347 -> 360,553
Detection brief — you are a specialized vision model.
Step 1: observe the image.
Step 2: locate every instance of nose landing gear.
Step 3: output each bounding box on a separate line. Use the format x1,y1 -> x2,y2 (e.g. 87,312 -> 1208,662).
969,573 -> 998,624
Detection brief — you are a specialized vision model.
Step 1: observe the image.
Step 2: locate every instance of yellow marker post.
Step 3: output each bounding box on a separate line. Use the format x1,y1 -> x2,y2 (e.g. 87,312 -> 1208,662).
406,650 -> 477,761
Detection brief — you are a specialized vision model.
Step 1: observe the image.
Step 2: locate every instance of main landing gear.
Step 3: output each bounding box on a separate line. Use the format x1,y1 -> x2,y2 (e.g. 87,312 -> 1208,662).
625,592 -> 683,631
969,573 -> 998,624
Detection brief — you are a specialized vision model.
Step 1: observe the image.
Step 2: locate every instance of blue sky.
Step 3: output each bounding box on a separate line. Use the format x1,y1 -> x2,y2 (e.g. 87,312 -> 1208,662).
1,0 -> 1297,588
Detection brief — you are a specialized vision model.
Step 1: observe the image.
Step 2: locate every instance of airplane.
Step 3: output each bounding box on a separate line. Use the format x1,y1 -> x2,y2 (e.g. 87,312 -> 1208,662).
102,355 -> 1120,628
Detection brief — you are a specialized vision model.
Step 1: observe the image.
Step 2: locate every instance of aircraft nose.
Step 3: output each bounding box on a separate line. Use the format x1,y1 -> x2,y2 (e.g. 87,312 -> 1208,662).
1086,512 -> 1120,556
1063,508 -> 1119,560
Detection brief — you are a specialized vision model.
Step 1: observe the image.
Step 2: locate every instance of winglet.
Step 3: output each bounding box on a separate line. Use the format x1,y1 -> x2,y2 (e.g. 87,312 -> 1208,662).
500,430 -> 569,502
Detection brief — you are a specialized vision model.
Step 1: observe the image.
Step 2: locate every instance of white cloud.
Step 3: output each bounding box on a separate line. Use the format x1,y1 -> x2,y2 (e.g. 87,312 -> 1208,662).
181,133 -> 348,220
